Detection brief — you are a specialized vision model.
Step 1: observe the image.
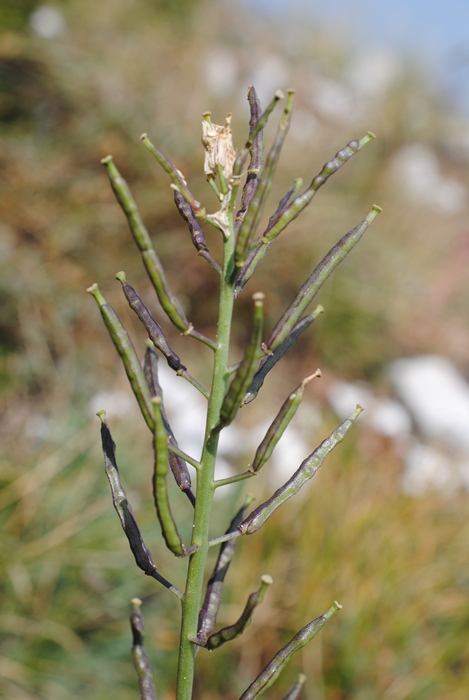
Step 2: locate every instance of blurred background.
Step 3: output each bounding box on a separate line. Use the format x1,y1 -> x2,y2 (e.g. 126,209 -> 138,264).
1,1 -> 469,698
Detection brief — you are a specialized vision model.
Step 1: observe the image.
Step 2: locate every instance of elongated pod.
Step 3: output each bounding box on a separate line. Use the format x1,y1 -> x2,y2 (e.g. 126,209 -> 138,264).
265,206 -> 381,353
239,602 -> 342,699
197,498 -> 252,645
116,272 -> 185,372
243,307 -> 324,405
130,599 -> 157,700
235,91 -> 294,266
152,398 -> 186,557
206,575 -> 272,650
144,347 -> 195,506
88,284 -> 153,430
250,371 -> 321,474
239,405 -> 363,535
218,292 -> 265,428
98,413 -> 182,597
235,86 -> 265,229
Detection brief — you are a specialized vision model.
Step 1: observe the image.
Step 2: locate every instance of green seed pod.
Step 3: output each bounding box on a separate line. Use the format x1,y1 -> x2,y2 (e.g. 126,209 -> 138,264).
101,156 -> 193,334
152,398 -> 185,557
87,284 -> 153,431
219,292 -> 265,429
143,347 -> 195,506
239,602 -> 341,700
235,91 -> 294,267
98,413 -> 181,598
281,674 -> 307,700
116,272 -> 185,372
263,132 -> 375,244
206,575 -> 273,650
250,371 -> 321,474
239,405 -> 363,535
243,307 -> 324,405
265,206 -> 381,353
140,134 -> 203,215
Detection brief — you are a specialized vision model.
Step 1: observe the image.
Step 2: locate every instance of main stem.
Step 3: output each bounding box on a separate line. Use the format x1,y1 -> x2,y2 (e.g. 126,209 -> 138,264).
175,226 -> 236,699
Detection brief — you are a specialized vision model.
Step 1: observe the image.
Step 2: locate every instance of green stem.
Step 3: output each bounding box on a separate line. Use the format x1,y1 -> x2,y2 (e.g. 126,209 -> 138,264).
175,220 -> 236,700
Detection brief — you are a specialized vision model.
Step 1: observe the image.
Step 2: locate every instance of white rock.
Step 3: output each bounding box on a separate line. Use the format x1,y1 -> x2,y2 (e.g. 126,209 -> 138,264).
388,356 -> 469,453
30,5 -> 66,38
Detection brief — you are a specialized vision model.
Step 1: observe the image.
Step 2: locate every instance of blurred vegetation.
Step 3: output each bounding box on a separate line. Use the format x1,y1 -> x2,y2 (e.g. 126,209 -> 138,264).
1,1 -> 469,698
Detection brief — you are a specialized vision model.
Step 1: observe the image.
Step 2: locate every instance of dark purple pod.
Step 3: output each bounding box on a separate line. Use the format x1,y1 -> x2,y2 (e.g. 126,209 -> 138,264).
242,308 -> 323,405
143,346 -> 195,506
236,86 -> 265,228
98,414 -> 181,597
116,272 -> 186,372
197,500 -> 251,645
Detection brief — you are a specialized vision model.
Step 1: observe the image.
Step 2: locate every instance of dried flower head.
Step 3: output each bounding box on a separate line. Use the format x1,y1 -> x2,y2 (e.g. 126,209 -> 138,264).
202,113 -> 236,180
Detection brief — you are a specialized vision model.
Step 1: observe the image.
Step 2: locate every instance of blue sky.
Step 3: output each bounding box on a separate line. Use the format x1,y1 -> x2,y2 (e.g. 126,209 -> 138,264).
242,0 -> 469,113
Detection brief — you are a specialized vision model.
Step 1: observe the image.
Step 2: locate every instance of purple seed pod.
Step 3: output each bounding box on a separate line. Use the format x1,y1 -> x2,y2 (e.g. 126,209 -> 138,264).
239,405 -> 363,535
242,307 -> 324,405
129,598 -> 157,700
197,499 -> 252,645
239,602 -> 341,699
143,347 -> 195,506
205,575 -> 272,650
140,133 -> 203,215
98,413 -> 182,597
173,190 -> 222,274
235,91 -> 294,267
265,206 -> 381,353
116,271 -> 186,372
232,91 -> 284,180
235,86 -> 265,229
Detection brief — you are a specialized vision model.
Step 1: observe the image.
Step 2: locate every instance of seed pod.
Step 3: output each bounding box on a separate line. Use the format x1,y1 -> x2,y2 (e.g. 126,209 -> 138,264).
143,347 -> 195,505
173,190 -> 221,273
130,599 -> 157,700
235,86 -> 265,229
243,308 -> 324,405
98,413 -> 181,597
152,398 -> 186,557
219,292 -> 265,429
235,91 -> 294,267
262,132 -> 376,244
239,405 -> 363,535
265,206 -> 381,353
232,91 -> 284,180
101,156 -> 192,334
197,499 -> 252,645
250,371 -> 321,474
206,575 -> 273,651
281,674 -> 307,700
116,272 -> 185,372
239,602 -> 341,700
140,134 -> 203,215
234,177 -> 303,296
87,284 -> 153,430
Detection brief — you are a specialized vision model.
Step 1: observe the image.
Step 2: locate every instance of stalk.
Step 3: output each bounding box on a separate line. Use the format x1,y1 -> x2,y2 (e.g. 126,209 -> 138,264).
175,226 -> 236,699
